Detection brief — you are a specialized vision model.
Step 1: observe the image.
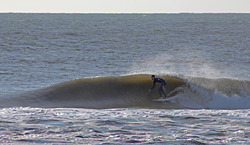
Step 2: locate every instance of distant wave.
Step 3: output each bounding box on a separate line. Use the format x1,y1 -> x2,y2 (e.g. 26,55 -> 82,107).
1,75 -> 249,109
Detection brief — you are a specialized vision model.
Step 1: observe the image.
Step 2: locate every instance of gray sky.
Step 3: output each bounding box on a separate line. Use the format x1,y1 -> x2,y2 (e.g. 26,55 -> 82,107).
1,0 -> 250,13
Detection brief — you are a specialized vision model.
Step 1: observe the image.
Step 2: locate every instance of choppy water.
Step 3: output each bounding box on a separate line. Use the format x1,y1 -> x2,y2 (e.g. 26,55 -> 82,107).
0,108 -> 249,144
0,13 -> 250,144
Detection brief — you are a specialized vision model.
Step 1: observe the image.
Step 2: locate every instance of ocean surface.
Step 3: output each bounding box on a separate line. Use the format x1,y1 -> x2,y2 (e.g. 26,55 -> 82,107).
0,13 -> 249,144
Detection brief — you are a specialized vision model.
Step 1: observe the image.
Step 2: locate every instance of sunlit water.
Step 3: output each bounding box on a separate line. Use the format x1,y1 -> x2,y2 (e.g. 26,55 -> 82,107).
0,13 -> 249,144
0,108 -> 249,144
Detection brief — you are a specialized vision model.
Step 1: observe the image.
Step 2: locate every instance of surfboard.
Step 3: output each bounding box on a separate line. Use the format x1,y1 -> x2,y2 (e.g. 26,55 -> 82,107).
153,94 -> 181,102
153,98 -> 172,102
153,87 -> 183,102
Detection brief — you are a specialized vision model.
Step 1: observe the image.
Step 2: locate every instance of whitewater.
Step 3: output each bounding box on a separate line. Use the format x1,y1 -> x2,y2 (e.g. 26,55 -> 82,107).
0,13 -> 249,144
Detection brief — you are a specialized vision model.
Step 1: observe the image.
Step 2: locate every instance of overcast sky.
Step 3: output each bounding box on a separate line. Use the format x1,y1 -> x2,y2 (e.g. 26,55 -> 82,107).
1,0 -> 250,13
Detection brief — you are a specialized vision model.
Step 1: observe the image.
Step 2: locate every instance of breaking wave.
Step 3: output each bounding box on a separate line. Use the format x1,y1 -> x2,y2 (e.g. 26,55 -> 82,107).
1,75 -> 249,109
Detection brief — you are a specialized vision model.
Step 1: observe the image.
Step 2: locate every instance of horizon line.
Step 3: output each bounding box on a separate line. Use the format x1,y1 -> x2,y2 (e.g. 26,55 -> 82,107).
1,12 -> 250,14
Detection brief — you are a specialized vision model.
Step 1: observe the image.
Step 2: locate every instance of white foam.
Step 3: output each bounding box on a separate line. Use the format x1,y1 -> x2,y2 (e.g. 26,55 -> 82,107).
169,82 -> 250,109
207,93 -> 250,109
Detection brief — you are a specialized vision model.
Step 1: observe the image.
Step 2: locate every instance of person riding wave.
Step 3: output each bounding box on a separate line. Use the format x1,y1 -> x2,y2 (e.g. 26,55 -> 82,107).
148,75 -> 167,99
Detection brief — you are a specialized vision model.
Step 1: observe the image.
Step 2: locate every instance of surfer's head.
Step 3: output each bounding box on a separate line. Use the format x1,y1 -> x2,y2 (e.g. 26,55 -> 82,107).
151,75 -> 155,80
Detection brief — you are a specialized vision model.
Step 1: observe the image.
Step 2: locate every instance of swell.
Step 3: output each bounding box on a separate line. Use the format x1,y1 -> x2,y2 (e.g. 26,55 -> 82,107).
2,75 -> 249,109
1,75 -> 185,109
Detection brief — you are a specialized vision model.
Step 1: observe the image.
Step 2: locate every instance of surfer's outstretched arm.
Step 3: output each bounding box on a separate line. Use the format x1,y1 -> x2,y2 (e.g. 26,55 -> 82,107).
148,80 -> 156,92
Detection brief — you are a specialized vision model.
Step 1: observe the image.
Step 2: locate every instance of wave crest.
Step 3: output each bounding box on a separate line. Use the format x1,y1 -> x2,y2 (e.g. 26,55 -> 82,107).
1,75 -> 249,109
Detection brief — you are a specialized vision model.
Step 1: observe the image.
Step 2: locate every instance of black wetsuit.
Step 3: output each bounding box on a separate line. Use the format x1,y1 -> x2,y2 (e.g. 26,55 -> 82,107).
151,78 -> 167,98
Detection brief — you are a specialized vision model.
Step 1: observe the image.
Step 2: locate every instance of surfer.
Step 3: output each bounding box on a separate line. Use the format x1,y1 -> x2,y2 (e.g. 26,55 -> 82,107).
148,75 -> 167,99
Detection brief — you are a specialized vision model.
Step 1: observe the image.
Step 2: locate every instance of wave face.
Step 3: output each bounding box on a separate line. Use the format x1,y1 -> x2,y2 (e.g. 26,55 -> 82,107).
1,75 -> 250,109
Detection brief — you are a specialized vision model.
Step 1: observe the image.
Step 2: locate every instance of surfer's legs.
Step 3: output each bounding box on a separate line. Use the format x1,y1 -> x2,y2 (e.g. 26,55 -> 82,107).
158,84 -> 167,98
162,86 -> 167,98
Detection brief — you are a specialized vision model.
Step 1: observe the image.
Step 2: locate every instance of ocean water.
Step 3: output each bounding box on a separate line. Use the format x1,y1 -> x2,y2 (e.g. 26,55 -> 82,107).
0,13 -> 249,144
